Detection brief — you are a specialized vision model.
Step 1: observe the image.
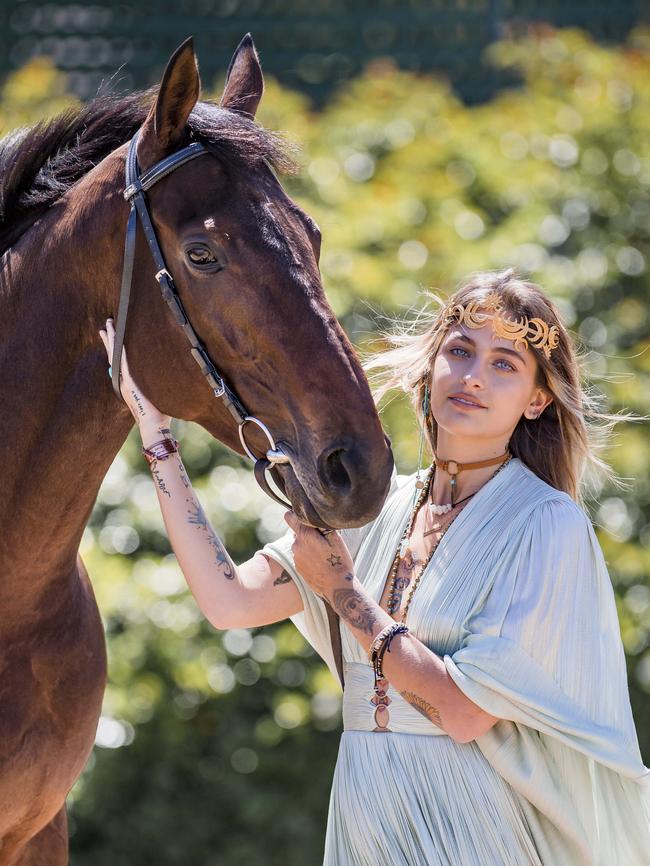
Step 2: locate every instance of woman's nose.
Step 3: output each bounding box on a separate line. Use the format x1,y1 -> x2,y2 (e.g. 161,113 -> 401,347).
461,360 -> 486,385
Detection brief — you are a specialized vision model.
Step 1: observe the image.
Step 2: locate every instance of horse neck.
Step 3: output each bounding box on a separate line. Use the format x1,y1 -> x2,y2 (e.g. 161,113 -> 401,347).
0,165 -> 133,616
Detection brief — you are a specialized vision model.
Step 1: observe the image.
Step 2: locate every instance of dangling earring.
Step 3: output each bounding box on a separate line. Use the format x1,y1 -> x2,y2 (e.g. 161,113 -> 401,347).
401,380 -> 432,558
414,380 -> 430,491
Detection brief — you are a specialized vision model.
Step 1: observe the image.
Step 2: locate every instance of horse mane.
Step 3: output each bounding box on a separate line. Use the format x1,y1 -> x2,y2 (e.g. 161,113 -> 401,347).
0,90 -> 299,252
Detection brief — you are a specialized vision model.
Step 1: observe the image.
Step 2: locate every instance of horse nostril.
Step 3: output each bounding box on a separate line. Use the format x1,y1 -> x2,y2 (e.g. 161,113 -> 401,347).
319,446 -> 352,496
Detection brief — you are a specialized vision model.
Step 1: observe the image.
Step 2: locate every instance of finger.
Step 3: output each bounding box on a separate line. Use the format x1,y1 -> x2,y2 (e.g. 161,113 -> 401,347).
120,344 -> 132,376
106,318 -> 132,372
104,319 -> 115,354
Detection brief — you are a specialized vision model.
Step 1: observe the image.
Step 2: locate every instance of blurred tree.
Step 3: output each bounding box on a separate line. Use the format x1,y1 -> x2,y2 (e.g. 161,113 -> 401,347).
1,25 -> 648,866
0,57 -> 78,131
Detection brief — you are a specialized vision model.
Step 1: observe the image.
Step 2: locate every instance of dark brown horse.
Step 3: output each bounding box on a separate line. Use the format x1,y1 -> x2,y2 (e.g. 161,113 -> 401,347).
0,35 -> 393,865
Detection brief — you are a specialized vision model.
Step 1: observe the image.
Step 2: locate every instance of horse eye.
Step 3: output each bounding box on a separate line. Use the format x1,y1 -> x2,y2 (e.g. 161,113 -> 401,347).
186,246 -> 219,267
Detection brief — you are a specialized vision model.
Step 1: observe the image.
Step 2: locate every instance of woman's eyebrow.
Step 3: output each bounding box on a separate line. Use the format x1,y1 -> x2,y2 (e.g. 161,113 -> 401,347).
448,332 -> 528,366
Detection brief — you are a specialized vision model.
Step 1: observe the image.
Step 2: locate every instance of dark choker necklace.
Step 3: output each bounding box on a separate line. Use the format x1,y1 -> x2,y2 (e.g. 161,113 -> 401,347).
432,450 -> 511,508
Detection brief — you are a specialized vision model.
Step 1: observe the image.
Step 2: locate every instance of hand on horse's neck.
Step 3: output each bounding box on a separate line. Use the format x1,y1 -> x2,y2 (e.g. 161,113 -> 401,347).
0,162 -> 134,610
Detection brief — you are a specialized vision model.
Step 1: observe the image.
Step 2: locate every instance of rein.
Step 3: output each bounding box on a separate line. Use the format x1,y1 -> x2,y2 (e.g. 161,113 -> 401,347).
111,131 -> 292,510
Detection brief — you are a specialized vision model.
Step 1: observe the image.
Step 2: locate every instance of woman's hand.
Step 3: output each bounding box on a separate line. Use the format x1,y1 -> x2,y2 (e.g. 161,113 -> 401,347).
283,511 -> 355,599
99,317 -> 172,439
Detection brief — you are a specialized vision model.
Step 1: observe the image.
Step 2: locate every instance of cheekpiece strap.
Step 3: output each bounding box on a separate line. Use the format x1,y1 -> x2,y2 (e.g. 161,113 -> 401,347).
112,132 -> 248,426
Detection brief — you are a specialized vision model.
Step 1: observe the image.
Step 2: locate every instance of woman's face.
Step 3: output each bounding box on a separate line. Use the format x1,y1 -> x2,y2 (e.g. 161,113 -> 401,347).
429,316 -> 553,450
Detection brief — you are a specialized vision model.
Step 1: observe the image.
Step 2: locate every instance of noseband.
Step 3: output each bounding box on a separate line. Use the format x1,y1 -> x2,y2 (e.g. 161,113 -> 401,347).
111,131 -> 292,509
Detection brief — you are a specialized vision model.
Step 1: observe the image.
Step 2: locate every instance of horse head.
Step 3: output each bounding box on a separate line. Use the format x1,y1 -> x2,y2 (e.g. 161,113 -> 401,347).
111,35 -> 394,528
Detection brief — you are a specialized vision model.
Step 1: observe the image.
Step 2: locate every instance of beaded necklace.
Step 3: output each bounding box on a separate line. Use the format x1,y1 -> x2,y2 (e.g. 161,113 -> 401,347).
385,455 -> 512,621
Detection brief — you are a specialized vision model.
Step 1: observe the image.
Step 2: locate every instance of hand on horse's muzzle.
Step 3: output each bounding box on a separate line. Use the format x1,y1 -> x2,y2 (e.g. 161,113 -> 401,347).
283,510 -> 354,597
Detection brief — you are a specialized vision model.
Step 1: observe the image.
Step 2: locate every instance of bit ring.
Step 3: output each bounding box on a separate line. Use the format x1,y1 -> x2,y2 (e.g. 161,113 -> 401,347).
238,416 -> 291,465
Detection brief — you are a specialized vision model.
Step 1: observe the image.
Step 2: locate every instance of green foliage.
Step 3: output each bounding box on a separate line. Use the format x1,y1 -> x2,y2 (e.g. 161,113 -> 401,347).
2,25 -> 649,865
0,57 -> 78,132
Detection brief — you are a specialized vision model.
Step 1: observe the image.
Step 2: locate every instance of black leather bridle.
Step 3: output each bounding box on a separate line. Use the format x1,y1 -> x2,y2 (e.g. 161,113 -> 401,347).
111,131 -> 292,509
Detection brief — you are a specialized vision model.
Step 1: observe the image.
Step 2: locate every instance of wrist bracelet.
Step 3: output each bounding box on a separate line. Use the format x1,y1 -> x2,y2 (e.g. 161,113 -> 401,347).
369,622 -> 409,681
142,437 -> 179,465
367,622 -> 409,733
368,622 -> 409,665
368,624 -> 396,665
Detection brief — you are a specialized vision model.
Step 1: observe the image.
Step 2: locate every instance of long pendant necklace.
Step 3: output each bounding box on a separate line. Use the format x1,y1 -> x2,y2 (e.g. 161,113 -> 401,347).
391,453 -> 513,619
391,466 -> 471,617
369,454 -> 512,733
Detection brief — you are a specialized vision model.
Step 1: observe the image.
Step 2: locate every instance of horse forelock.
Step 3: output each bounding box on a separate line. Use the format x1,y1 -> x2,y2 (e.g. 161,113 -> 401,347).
0,92 -> 299,254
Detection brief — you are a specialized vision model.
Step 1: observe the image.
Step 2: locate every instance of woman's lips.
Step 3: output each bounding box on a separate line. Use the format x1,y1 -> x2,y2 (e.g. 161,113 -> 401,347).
448,396 -> 486,410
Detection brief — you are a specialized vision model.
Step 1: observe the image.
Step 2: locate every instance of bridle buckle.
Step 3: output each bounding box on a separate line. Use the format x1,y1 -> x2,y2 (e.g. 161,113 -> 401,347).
155,268 -> 173,286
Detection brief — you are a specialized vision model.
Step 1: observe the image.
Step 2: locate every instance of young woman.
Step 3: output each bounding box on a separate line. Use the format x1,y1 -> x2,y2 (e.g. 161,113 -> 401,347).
99,269 -> 650,865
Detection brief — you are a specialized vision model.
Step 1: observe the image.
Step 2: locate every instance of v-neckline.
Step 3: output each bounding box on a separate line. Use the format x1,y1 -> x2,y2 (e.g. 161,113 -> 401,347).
372,457 -> 519,614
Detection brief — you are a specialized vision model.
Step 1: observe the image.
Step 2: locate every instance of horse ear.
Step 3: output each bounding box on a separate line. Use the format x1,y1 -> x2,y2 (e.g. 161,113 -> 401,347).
219,33 -> 264,118
138,37 -> 200,166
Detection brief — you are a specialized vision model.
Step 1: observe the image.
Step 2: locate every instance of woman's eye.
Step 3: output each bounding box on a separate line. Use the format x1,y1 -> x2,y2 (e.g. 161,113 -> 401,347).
450,346 -> 514,372
186,246 -> 219,267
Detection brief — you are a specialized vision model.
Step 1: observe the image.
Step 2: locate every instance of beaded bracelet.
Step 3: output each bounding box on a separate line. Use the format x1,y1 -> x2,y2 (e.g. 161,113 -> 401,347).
368,623 -> 409,733
368,622 -> 408,663
371,623 -> 409,680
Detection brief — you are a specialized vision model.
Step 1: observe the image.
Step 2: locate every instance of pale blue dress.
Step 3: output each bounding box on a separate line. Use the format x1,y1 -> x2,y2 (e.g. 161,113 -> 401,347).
262,457 -> 650,865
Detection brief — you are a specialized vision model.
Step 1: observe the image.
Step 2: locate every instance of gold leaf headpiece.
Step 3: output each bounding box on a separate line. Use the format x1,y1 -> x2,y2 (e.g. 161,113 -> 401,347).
439,292 -> 560,359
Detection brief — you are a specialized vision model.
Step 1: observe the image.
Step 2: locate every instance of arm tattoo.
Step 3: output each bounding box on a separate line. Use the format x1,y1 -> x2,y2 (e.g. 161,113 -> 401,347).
150,461 -> 171,498
331,588 -> 378,635
130,389 -> 146,417
186,499 -> 234,579
177,461 -> 191,489
400,691 -> 442,727
273,568 -> 292,586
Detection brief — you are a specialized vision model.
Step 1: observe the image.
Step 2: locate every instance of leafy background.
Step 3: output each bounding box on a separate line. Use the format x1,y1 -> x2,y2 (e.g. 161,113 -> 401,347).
2,24 -> 649,866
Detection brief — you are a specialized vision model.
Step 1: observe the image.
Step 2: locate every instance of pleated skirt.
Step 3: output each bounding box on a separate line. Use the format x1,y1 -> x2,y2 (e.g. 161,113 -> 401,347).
322,731 -> 544,866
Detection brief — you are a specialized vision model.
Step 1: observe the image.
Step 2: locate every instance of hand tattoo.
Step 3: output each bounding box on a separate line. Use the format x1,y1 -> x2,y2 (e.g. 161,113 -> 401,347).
400,691 -> 442,727
331,588 -> 378,635
273,569 -> 292,586
186,499 -> 234,579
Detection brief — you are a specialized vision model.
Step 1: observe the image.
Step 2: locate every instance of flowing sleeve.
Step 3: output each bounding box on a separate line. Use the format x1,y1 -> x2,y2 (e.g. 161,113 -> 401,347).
444,495 -> 650,865
444,494 -> 645,773
260,464 -> 400,681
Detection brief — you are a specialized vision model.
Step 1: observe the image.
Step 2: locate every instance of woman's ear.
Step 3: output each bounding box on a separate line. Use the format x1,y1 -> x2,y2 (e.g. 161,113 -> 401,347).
525,387 -> 553,420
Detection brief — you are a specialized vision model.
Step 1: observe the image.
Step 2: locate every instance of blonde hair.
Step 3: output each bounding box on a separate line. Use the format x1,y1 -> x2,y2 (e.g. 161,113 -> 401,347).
363,269 -> 634,505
